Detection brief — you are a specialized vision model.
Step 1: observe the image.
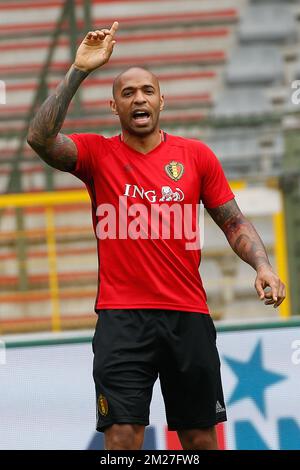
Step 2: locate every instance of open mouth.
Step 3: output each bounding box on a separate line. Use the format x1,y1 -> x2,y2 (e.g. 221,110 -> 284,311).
132,110 -> 151,125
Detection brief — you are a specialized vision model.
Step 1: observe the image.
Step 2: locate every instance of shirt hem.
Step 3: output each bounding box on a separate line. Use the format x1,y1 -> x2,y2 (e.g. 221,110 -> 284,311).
95,303 -> 210,314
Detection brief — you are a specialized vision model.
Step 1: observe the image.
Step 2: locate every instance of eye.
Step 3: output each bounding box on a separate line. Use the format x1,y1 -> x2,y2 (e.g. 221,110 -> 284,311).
145,89 -> 154,95
123,90 -> 133,97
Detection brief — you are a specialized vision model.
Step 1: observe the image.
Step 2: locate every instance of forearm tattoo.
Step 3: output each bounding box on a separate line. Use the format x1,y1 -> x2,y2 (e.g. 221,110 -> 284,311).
27,66 -> 88,171
207,199 -> 270,271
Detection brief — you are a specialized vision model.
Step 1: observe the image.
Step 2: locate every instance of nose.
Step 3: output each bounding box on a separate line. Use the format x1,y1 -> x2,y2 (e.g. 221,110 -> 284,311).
134,90 -> 146,104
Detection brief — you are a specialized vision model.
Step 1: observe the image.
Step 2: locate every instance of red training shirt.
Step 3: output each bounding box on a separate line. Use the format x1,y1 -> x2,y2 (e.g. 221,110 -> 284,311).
68,132 -> 234,314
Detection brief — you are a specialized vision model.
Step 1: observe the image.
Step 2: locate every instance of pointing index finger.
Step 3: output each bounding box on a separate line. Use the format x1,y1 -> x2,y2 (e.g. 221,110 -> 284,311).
110,21 -> 119,36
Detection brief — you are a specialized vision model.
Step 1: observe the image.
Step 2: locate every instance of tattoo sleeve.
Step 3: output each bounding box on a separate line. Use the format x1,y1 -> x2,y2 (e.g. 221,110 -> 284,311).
207,199 -> 271,271
27,65 -> 89,171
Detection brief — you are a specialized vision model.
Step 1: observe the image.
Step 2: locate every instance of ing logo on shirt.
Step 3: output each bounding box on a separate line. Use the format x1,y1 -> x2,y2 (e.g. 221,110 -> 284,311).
165,161 -> 184,181
123,184 -> 184,203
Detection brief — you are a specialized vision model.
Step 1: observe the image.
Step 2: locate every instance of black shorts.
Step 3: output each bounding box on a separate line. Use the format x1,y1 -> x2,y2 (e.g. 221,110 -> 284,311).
92,309 -> 227,432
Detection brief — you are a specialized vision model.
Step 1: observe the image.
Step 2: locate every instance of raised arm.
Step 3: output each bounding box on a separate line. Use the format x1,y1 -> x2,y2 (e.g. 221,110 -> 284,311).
27,22 -> 118,171
207,199 -> 286,308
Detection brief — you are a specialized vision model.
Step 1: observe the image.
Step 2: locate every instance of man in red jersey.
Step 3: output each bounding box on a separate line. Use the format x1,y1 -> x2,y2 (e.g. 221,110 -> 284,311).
27,23 -> 286,450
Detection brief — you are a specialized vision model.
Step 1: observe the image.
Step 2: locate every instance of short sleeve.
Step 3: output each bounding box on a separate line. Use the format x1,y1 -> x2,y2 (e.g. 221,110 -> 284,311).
67,133 -> 96,183
200,144 -> 235,209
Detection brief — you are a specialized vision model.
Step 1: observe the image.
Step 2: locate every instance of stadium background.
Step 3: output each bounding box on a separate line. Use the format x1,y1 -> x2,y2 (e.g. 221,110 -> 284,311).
0,0 -> 300,450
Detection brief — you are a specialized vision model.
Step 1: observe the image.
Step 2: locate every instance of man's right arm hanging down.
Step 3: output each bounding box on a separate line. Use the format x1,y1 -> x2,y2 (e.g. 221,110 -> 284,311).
27,22 -> 119,171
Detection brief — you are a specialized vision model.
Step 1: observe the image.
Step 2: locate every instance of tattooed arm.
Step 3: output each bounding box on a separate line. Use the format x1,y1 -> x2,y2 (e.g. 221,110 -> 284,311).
27,66 -> 87,171
207,199 -> 286,308
27,22 -> 118,171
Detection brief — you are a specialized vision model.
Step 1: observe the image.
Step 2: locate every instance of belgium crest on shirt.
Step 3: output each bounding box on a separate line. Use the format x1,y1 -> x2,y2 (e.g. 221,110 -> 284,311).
98,394 -> 109,416
165,161 -> 184,181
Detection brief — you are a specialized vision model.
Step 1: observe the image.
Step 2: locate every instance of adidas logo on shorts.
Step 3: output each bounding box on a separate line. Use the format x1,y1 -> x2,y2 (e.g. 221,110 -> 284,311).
216,400 -> 226,413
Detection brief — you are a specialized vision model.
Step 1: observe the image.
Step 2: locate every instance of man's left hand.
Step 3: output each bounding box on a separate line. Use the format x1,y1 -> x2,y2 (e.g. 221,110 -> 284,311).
254,265 -> 286,308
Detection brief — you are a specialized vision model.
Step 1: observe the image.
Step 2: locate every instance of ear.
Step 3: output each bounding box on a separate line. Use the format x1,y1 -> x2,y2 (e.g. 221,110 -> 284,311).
160,95 -> 165,111
110,99 -> 118,115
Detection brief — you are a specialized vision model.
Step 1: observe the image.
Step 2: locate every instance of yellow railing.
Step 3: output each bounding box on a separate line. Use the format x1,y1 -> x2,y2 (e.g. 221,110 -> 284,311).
273,210 -> 291,318
0,189 -> 89,208
45,207 -> 61,332
0,190 -> 90,332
